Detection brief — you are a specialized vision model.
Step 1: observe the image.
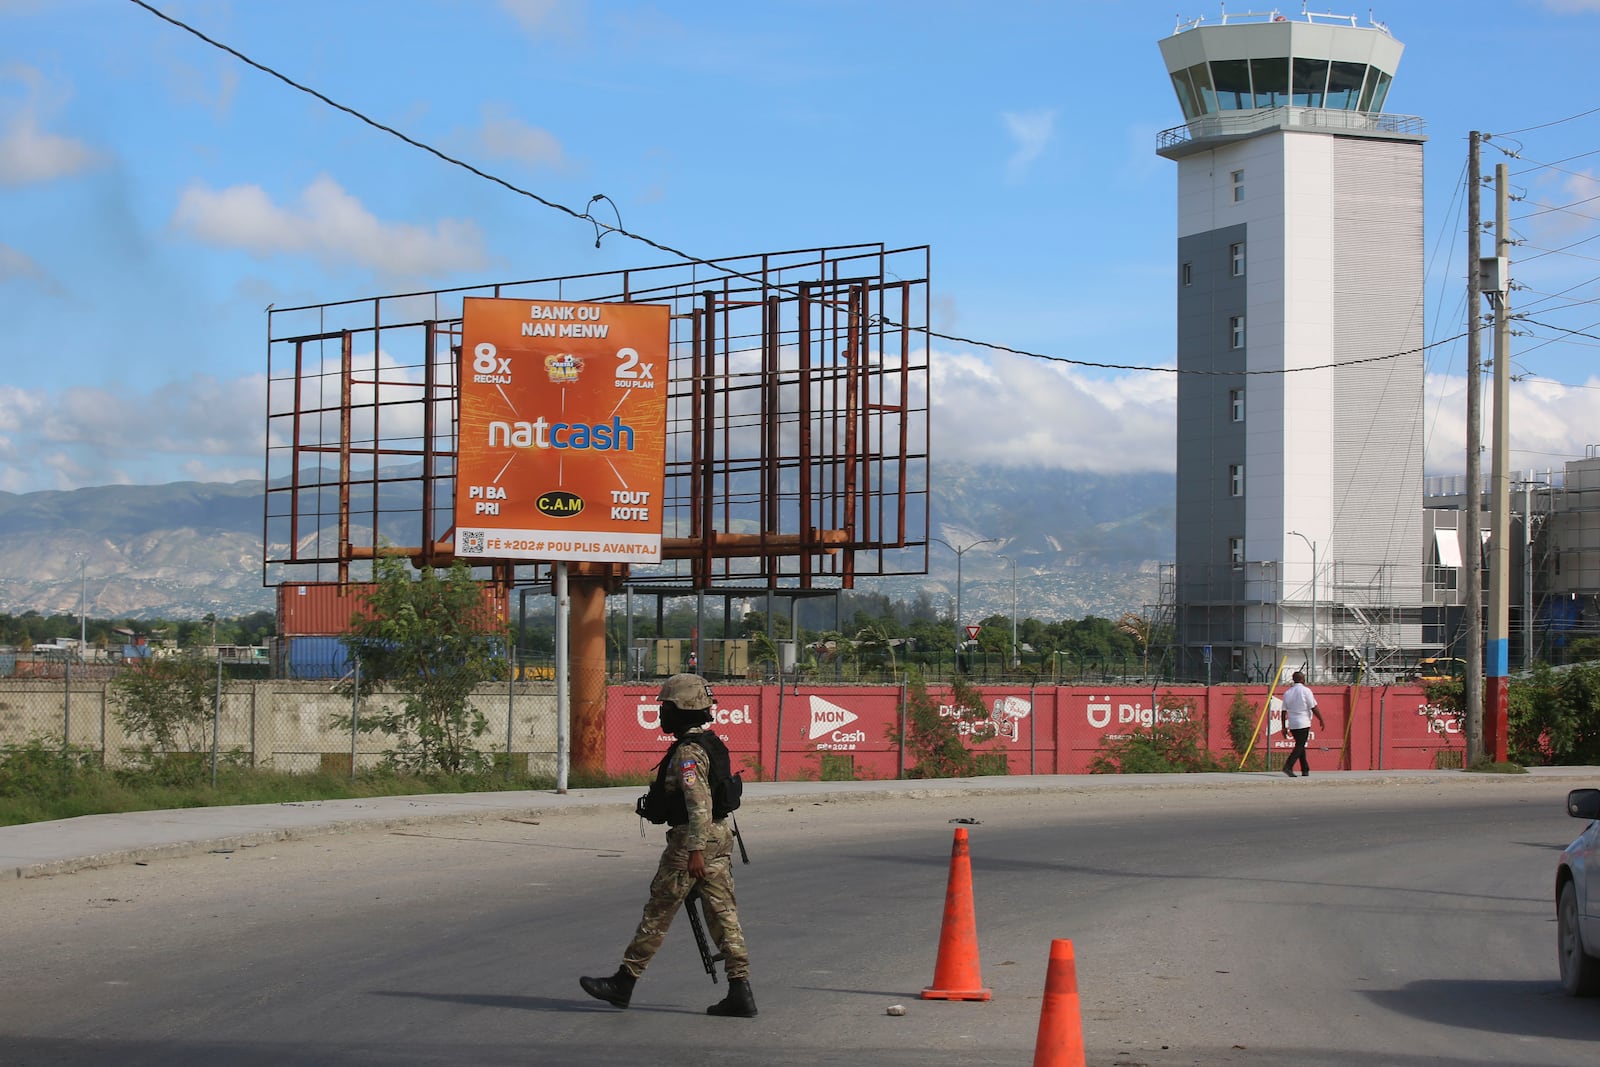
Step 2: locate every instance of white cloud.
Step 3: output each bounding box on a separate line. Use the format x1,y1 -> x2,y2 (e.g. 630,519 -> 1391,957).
478,108 -> 568,169
1422,371 -> 1600,477
922,354 -> 1600,481
1001,109 -> 1055,181
4,355 -> 1597,496
170,175 -> 490,276
1518,167 -> 1600,247
0,66 -> 99,186
929,348 -> 1176,472
0,375 -> 265,492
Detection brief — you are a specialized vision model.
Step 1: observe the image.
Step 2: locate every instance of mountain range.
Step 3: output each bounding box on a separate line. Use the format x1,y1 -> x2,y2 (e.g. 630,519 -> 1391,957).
0,465 -> 1173,622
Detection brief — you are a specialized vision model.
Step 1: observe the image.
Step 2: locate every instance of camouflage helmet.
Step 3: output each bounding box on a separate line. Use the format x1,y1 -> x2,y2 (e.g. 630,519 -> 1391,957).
658,672 -> 715,711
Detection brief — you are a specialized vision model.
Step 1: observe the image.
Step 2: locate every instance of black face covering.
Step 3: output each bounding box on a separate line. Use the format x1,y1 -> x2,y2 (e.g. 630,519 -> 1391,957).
659,701 -> 710,738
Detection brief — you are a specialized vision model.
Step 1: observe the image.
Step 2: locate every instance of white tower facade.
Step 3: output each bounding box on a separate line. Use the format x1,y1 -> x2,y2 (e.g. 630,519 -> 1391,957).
1157,12 -> 1427,682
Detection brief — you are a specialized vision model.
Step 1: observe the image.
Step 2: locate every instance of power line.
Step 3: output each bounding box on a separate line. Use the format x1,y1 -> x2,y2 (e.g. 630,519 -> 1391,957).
915,327 -> 1461,376
1492,106 -> 1600,138
1521,316 -> 1600,343
1518,376 -> 1600,392
124,1 -> 778,292
129,0 -> 1459,381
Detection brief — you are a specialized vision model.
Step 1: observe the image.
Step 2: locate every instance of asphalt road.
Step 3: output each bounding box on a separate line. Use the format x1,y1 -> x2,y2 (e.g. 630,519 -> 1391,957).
3,776 -> 1598,1066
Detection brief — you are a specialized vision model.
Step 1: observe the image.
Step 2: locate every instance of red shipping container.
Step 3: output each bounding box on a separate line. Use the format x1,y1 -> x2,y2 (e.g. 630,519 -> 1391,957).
277,582 -> 507,636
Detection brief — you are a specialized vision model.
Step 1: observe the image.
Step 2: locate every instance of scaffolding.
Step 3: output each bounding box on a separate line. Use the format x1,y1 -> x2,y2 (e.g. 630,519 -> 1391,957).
1165,558 -> 1420,684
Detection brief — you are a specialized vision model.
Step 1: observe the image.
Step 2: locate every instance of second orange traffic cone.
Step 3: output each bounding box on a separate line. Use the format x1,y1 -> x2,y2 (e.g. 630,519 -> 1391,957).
920,826 -> 992,1001
1031,939 -> 1086,1067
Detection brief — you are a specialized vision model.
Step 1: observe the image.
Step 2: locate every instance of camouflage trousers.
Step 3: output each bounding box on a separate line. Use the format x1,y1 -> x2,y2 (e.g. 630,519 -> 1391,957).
621,821 -> 748,981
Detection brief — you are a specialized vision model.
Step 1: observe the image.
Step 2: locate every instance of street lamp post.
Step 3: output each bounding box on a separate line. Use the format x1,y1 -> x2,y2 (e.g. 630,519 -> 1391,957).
73,552 -> 87,662
999,555 -> 1018,668
1287,531 -> 1317,683
931,536 -> 999,670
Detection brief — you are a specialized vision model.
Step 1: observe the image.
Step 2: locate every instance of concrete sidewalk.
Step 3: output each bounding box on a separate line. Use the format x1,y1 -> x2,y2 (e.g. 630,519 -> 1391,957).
3,767 -> 1595,880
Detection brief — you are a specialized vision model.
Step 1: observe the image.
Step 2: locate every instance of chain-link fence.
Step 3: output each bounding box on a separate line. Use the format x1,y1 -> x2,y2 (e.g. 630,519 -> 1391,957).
0,672 -> 560,779
604,646 -> 1164,687
1,665 -> 1465,783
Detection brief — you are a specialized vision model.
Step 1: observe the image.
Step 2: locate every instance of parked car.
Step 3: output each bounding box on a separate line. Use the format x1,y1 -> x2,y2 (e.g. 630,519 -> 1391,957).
1556,788 -> 1600,996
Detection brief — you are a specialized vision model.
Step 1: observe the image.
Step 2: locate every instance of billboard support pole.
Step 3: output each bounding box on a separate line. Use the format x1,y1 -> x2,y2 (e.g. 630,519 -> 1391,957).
570,576 -> 609,776
556,562 -> 570,793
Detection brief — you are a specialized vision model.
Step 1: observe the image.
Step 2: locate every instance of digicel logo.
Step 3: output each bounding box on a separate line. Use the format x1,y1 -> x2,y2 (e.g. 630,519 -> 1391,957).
635,700 -> 754,732
807,696 -> 858,740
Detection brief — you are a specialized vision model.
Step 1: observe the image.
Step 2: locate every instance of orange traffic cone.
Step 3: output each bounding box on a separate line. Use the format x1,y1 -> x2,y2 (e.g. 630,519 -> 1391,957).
920,826 -> 992,1001
1031,939 -> 1086,1067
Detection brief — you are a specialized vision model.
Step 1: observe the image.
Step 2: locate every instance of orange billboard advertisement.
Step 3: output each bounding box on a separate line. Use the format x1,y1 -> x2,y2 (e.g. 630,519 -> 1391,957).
453,297 -> 669,564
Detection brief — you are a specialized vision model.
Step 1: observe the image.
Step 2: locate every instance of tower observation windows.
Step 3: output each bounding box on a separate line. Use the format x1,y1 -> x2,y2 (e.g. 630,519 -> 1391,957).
1250,58 -> 1289,108
1170,68 -> 1200,121
1167,56 -> 1394,117
1292,58 -> 1329,107
1211,59 -> 1252,110
1186,62 -> 1216,116
1325,61 -> 1368,110
1361,68 -> 1393,112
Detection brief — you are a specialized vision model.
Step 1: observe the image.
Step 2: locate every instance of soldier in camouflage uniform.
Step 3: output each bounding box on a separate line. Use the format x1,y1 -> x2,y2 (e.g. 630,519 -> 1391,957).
580,673 -> 756,1017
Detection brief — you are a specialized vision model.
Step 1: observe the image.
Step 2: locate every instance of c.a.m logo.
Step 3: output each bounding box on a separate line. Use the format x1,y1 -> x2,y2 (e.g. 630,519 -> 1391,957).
536,491 -> 585,518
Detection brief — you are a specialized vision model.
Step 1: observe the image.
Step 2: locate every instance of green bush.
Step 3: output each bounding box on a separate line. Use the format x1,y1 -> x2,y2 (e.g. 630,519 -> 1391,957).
110,654 -> 217,755
1227,688 -> 1263,770
1508,662 -> 1600,765
887,669 -> 1009,779
339,556 -> 507,774
1090,696 -> 1226,774
0,737 -> 101,799
1416,667 -> 1598,767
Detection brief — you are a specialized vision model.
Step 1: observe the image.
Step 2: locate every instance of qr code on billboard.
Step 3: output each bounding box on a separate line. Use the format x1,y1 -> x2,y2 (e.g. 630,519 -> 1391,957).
460,530 -> 485,554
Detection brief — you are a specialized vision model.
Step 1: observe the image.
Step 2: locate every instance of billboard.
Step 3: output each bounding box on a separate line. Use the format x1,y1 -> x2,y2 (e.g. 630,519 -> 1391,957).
453,298 -> 669,564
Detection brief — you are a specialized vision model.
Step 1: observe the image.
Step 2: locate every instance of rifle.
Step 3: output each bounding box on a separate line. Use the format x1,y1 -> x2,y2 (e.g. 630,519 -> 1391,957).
685,818 -> 750,985
684,888 -> 725,984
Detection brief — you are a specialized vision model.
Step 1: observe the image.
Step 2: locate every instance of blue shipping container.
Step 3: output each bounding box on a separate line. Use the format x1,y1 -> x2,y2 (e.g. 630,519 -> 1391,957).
286,636 -> 353,680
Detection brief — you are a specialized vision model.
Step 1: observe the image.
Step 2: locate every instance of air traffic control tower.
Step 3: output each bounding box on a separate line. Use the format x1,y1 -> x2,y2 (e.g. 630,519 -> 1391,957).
1156,10 -> 1428,683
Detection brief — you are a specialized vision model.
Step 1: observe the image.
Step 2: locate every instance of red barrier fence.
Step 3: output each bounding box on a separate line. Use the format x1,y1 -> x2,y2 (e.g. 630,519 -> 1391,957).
604,684 -> 1463,780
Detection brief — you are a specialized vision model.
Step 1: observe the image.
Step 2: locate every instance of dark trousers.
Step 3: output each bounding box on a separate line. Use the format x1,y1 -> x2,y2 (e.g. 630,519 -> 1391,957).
1285,727 -> 1311,774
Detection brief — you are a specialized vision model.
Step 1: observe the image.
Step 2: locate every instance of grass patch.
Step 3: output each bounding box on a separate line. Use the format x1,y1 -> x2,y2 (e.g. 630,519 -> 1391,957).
0,738 -> 640,826
1466,757 -> 1528,774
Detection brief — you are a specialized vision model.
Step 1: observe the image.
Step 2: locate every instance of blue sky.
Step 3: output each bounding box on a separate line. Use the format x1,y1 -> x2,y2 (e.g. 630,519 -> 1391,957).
3,0 -> 1600,494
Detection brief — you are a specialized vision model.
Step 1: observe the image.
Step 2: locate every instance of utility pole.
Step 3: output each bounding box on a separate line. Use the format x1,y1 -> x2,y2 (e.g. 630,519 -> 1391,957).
1462,131 -> 1485,766
1485,161 -> 1512,762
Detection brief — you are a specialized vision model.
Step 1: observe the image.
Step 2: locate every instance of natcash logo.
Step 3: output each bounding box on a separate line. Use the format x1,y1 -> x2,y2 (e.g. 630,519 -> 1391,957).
808,695 -> 859,740
536,491 -> 584,518
545,353 -> 583,383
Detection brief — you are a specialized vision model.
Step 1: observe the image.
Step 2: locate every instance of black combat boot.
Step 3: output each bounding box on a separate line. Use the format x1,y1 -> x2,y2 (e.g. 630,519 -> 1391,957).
706,978 -> 757,1017
579,967 -> 637,1009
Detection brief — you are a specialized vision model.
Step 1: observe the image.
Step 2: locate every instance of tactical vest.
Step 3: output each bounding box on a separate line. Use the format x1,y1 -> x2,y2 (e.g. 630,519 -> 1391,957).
636,730 -> 743,826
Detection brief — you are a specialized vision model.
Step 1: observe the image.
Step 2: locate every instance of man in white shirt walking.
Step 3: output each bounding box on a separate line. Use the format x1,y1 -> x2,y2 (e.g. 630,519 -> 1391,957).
1280,671 -> 1326,777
